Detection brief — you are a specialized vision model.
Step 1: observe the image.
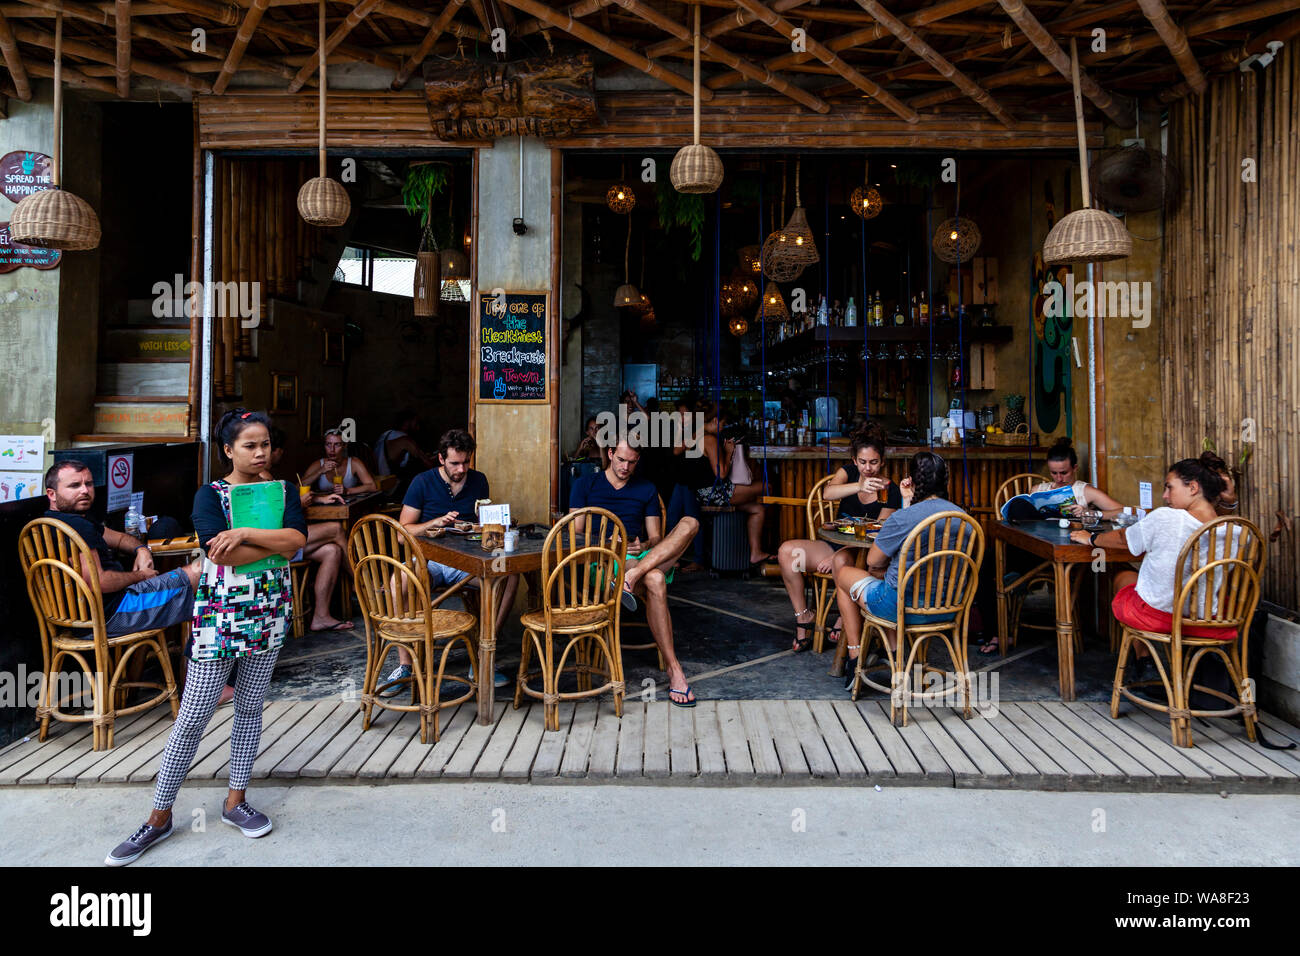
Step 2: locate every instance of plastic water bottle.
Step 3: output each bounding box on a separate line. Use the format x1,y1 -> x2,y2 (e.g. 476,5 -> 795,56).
124,502 -> 144,537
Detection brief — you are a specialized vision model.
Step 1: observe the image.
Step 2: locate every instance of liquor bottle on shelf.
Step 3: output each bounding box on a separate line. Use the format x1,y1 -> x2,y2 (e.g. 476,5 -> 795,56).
845,297 -> 857,327
872,290 -> 883,327
892,301 -> 905,326
910,295 -> 919,324
937,301 -> 951,325
817,296 -> 829,327
919,290 -> 930,326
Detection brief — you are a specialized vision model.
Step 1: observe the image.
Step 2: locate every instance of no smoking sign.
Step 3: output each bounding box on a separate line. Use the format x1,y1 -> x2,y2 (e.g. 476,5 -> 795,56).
107,453 -> 133,510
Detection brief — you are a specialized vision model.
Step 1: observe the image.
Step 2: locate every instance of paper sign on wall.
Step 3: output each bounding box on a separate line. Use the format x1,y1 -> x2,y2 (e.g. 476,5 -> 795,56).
0,472 -> 41,502
479,503 -> 511,527
1138,481 -> 1153,510
0,434 -> 43,469
107,453 -> 134,511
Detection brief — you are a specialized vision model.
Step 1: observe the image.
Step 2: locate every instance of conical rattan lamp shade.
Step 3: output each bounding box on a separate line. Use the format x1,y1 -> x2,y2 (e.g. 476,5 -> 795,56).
758,282 -> 789,322
763,159 -> 818,280
1043,208 -> 1131,265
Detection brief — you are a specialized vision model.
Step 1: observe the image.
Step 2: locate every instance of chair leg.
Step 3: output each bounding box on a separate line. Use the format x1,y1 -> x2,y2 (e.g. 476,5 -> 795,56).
610,625 -> 625,718
154,636 -> 180,719
543,634 -> 558,732
1110,628 -> 1133,719
515,631 -> 534,710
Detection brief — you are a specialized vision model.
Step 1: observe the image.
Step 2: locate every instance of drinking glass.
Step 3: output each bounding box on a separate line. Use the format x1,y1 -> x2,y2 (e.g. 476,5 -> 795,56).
1081,510 -> 1102,530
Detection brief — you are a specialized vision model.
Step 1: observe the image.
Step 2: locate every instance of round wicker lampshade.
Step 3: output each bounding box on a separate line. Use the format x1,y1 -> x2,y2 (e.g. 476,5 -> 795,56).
670,144 -> 724,194
440,249 -> 468,278
758,282 -> 789,322
738,244 -> 761,275
1042,207 -> 1132,265
728,315 -> 749,338
614,283 -> 642,308
606,182 -> 636,214
728,272 -> 758,313
850,185 -> 882,220
298,176 -> 351,227
9,188 -> 100,250
932,216 -> 981,264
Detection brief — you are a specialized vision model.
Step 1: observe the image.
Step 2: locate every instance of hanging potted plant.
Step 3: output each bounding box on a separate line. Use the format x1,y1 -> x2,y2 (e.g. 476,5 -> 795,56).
403,162 -> 448,317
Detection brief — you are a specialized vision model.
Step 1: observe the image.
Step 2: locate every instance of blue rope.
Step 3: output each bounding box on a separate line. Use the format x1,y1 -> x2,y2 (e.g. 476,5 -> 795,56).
862,166 -> 869,433
956,175 -> 970,507
759,170 -> 769,495
712,188 -> 722,483
1027,155 -> 1036,474
927,188 -> 934,442
823,168 -> 831,477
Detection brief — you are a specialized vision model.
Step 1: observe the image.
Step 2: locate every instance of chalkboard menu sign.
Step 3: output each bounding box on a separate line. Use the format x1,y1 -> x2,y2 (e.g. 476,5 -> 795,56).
478,290 -> 548,402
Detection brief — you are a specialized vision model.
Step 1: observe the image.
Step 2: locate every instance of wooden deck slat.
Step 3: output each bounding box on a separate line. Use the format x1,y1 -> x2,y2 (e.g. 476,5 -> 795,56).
300,704 -> 375,777
197,700 -> 310,781
643,701 -> 670,779
956,713 -> 1041,780
690,702 -> 725,779
91,705 -> 207,784
1094,704 -> 1222,782
1241,720 -> 1300,777
360,711 -> 424,778
855,702 -> 927,782
820,700 -> 883,778
502,704 -> 549,779
327,707 -> 405,779
559,701 -> 597,778
442,703 -> 509,777
907,707 -> 982,780
0,722 -> 57,770
1043,702 -> 1159,787
785,700 -> 839,778
583,705 -> 619,779
1017,702 -> 1127,782
14,711 -> 155,785
414,700 -> 480,778
929,707 -> 1014,786
476,703 -> 531,778
1123,708 -> 1249,781
715,700 -> 754,776
45,711 -> 172,785
1256,711 -> 1300,748
254,699 -> 341,779
669,702 -> 699,777
891,708 -> 957,783
739,701 -> 782,778
385,706 -> 452,778
123,707 -> 238,785
998,702 -> 1100,785
763,700 -> 811,776
532,703 -> 577,778
0,720 -> 98,784
1062,702 -> 1187,785
1185,717 -> 1300,781
969,711 -> 1069,785
614,700 -> 645,777
274,702 -> 360,777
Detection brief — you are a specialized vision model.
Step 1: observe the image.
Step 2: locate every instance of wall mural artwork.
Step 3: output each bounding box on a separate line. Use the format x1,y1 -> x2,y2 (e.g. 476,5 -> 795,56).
423,55 -> 598,140
1030,175 -> 1072,436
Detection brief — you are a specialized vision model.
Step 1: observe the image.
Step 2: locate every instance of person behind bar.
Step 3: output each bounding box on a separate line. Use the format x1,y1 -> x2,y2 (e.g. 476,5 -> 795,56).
1032,437 -> 1125,518
569,438 -> 701,707
105,409 -> 307,866
302,427 -> 377,495
833,452 -> 959,689
391,427 -> 518,692
374,408 -> 435,501
776,423 -> 902,653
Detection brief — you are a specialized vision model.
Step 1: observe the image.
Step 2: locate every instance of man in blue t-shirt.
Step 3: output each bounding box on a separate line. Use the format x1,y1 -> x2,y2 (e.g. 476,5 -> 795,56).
391,428 -> 517,690
569,439 -> 700,708
42,460 -> 201,637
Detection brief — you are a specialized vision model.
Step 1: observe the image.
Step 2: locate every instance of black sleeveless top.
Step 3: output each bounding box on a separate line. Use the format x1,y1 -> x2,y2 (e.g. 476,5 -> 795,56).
836,461 -> 903,519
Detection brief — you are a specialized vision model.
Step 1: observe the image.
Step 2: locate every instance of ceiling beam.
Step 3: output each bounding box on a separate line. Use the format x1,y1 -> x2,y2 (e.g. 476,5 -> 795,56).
27,55 -> 116,92
114,0 -> 128,96
0,13 -> 31,99
496,0 -> 704,99
609,0 -> 827,113
645,0 -> 809,60
13,20 -> 214,90
732,0 -> 918,121
389,0 -> 465,90
995,0 -> 1131,126
1136,0 -> 1206,93
288,0 -> 380,92
212,0 -> 268,94
851,0 -> 1015,127
516,0 -> 608,38
1160,9 -> 1300,102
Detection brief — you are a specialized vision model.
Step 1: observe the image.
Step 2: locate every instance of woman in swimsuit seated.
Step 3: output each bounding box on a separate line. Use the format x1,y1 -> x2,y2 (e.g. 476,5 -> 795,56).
301,427 -> 377,496
776,425 -> 901,652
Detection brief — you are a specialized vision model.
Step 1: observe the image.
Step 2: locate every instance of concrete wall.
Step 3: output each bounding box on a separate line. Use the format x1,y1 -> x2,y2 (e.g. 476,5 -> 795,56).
473,138 -> 553,523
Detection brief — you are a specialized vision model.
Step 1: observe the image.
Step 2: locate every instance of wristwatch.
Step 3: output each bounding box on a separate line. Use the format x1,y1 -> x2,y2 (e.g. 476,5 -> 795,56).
1088,531 -> 1102,547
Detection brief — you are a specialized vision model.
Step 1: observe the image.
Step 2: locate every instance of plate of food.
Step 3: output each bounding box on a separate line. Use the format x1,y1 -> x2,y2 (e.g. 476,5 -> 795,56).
444,520 -> 476,534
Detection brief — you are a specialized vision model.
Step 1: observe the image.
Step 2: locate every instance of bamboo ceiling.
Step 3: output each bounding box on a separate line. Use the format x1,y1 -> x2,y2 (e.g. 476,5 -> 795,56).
0,0 -> 1296,143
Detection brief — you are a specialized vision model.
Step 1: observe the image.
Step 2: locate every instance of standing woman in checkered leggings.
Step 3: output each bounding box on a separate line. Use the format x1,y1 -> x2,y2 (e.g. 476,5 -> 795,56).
106,409 -> 307,866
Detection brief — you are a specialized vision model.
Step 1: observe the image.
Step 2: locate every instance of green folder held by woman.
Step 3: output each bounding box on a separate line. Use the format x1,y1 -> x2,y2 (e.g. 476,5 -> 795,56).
229,481 -> 289,574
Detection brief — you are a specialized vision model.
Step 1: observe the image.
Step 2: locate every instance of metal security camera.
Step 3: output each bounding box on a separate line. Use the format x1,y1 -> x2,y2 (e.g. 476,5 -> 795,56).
512,218 -> 527,236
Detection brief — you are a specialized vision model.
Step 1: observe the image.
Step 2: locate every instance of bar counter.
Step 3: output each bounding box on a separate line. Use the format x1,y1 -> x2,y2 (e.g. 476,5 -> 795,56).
749,443 -> 1047,541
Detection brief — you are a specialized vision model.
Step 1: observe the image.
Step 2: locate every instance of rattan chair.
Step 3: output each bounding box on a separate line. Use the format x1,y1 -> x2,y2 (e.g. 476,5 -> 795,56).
18,517 -> 179,751
993,472 -> 1055,652
618,494 -> 667,671
515,507 -> 627,732
1111,516 -> 1265,748
806,475 -> 839,654
347,514 -> 476,744
849,510 -> 985,727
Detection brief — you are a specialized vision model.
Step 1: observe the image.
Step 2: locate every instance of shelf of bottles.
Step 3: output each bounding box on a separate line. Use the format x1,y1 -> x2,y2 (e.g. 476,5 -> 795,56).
659,373 -> 764,406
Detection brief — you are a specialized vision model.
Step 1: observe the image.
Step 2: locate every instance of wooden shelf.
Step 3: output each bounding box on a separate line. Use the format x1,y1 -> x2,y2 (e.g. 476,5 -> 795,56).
766,323 -> 1013,359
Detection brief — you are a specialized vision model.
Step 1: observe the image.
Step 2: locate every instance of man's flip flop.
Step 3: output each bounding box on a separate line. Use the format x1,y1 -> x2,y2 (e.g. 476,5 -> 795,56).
668,685 -> 696,708
621,585 -> 638,613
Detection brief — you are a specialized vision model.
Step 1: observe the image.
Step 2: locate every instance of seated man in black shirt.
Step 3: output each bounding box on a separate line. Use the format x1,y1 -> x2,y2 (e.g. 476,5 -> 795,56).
42,460 -> 200,636
390,428 -> 518,691
569,439 -> 701,707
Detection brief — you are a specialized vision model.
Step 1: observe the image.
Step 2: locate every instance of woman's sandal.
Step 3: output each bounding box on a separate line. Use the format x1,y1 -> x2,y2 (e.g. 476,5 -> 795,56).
976,638 -> 1000,656
792,610 -> 815,653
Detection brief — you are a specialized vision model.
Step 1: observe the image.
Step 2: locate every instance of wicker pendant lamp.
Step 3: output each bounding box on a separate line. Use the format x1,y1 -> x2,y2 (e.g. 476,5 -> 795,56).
738,244 -> 761,275
727,271 -> 758,313
297,0 -> 351,227
670,6 -> 723,194
758,282 -> 789,322
763,160 -> 818,281
932,216 -> 981,264
10,15 -> 100,251
728,315 -> 749,338
850,158 -> 882,220
613,213 -> 640,307
1043,39 -> 1131,265
606,163 -> 636,215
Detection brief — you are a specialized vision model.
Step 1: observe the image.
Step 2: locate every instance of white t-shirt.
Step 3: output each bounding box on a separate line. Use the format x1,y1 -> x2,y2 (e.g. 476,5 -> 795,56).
1124,507 -> 1235,615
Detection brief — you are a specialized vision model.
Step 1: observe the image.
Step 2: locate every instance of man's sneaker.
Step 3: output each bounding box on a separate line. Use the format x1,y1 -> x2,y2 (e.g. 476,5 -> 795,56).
468,665 -> 510,689
379,664 -> 412,698
105,819 -> 173,867
221,801 -> 273,838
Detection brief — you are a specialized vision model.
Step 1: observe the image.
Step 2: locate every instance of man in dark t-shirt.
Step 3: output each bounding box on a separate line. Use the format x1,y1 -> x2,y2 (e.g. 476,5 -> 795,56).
42,460 -> 200,637
569,440 -> 701,707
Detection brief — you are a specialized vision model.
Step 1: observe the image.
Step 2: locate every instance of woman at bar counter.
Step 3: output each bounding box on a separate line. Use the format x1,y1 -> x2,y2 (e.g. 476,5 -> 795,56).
777,424 -> 902,652
1034,437 -> 1125,517
301,427 -> 377,495
691,403 -> 772,569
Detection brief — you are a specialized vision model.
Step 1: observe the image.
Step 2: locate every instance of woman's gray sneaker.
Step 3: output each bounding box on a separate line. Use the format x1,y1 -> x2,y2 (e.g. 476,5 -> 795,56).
105,819 -> 173,866
222,801 -> 273,838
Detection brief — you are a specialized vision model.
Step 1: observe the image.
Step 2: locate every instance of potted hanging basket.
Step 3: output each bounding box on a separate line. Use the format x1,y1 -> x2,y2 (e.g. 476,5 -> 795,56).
298,0 -> 350,228
10,15 -> 99,251
670,7 -> 724,195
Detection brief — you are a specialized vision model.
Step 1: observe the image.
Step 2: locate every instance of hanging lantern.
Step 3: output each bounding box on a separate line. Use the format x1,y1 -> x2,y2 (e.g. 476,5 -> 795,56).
763,159 -> 819,281
606,182 -> 636,214
632,291 -> 653,314
730,271 -> 758,313
670,7 -> 724,194
728,315 -> 749,338
758,282 -> 789,322
440,249 -> 468,279
849,156 -> 882,220
10,15 -> 100,250
298,0 -> 351,227
614,283 -> 642,308
463,230 -> 472,251
932,217 -> 982,264
440,278 -> 468,302
413,250 -> 439,317
738,244 -> 761,275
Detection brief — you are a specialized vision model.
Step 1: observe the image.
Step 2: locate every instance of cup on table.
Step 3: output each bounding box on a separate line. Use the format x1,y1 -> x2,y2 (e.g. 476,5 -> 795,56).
504,529 -> 518,553
1081,510 -> 1102,530
299,484 -> 311,500
853,522 -> 868,541
332,474 -> 344,495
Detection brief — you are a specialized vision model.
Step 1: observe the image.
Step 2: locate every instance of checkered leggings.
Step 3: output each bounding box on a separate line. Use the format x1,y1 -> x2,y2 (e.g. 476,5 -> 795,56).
152,648 -> 280,811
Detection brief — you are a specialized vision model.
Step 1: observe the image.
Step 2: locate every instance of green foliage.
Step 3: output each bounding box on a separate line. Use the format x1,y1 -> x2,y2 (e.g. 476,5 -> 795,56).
655,180 -> 706,261
892,161 -> 940,191
402,163 -> 450,248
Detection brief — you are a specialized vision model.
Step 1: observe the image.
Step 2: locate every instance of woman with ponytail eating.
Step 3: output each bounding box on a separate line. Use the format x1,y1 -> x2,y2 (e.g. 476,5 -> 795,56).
105,409 -> 307,866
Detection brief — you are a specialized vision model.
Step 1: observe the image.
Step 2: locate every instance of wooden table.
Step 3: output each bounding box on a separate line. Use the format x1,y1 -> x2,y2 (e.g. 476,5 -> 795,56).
992,519 -> 1134,700
304,490 -> 388,523
815,524 -> 876,676
416,531 -> 545,725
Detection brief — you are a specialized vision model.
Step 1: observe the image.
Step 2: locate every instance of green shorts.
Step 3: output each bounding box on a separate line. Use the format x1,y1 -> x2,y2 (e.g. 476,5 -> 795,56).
592,550 -> 675,588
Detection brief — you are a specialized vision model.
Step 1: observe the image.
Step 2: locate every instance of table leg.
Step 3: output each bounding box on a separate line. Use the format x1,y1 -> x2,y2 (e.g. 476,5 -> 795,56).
995,538 -> 1008,656
1054,561 -> 1077,701
476,577 -> 499,725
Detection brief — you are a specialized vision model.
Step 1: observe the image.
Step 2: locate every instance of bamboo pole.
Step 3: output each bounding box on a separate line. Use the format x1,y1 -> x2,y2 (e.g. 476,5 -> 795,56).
212,0 -> 270,95
25,58 -> 116,95
1136,0 -> 1206,94
289,0 -> 381,93
114,0 -> 129,97
12,22 -> 212,92
390,0 -> 466,90
0,14 -> 31,100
